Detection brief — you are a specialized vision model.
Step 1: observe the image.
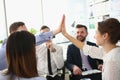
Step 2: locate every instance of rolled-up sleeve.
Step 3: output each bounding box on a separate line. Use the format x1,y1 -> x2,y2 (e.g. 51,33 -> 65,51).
35,31 -> 53,46
83,44 -> 104,59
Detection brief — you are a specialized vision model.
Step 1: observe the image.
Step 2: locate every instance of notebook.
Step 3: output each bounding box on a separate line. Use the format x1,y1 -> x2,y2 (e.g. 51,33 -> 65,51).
82,69 -> 101,76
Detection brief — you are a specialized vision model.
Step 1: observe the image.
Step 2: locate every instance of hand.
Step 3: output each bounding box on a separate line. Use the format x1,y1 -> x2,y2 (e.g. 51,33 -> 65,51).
46,40 -> 56,52
52,14 -> 65,35
98,64 -> 103,71
61,15 -> 66,35
57,14 -> 65,33
73,65 -> 82,75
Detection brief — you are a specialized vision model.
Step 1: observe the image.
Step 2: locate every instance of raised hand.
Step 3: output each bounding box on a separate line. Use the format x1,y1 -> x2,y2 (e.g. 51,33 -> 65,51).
61,14 -> 66,35
60,14 -> 84,49
52,14 -> 65,36
46,40 -> 56,52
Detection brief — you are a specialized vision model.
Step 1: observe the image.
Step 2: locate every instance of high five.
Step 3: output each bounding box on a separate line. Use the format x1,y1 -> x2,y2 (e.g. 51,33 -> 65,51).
61,15 -> 120,80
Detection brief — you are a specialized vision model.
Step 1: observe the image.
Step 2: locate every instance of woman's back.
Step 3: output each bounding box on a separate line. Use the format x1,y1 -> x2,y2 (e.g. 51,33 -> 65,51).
3,31 -> 44,80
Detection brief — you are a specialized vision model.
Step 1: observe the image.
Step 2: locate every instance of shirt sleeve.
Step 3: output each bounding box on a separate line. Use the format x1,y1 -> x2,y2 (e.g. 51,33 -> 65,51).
83,44 -> 104,59
0,39 -> 7,70
35,31 -> 53,46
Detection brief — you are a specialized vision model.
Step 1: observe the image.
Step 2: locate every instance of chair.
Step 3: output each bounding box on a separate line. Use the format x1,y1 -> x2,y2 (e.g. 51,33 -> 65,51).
57,62 -> 66,80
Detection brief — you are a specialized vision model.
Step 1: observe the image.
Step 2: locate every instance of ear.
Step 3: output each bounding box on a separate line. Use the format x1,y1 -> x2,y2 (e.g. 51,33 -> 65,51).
86,32 -> 88,36
103,33 -> 109,40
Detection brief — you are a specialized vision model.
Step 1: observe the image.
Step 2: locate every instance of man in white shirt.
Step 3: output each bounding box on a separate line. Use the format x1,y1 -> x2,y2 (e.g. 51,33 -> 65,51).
0,22 -> 61,70
36,26 -> 64,79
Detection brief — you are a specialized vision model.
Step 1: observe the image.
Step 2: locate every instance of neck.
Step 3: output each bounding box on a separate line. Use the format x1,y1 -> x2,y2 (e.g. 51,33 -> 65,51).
103,43 -> 117,53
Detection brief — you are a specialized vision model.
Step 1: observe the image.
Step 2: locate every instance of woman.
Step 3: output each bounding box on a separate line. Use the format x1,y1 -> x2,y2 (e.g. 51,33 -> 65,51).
0,31 -> 46,80
61,15 -> 120,80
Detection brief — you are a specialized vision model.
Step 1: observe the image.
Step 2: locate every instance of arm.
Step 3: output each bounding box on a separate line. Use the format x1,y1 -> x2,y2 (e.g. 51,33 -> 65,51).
52,15 -> 65,36
61,15 -> 84,49
35,31 -> 53,46
63,33 -> 104,59
35,15 -> 65,46
0,39 -> 7,70
61,15 -> 104,59
66,45 -> 82,75
66,45 -> 75,71
63,32 -> 84,49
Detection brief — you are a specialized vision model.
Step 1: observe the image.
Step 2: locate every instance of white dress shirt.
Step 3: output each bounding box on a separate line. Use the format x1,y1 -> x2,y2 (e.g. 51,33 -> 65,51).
83,45 -> 120,80
80,49 -> 92,70
0,31 -> 53,70
36,43 -> 64,77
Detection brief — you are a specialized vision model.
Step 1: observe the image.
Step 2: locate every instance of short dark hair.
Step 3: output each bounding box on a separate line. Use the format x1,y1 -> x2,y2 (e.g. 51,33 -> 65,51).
98,18 -> 120,44
40,25 -> 50,31
76,24 -> 88,32
40,25 -> 55,38
9,22 -> 25,33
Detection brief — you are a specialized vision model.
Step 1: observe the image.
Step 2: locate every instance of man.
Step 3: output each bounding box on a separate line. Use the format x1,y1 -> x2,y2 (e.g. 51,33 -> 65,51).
36,25 -> 64,80
66,24 -> 103,80
0,22 -> 27,70
0,21 -> 62,70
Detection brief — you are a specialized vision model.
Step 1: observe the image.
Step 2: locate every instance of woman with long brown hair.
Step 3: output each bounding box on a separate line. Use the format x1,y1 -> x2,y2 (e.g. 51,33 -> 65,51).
0,31 -> 46,80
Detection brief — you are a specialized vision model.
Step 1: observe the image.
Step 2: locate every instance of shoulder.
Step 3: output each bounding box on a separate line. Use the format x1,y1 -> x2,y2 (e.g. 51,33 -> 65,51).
0,39 -> 7,48
111,47 -> 120,62
0,46 -> 6,56
68,44 -> 76,48
87,41 -> 98,47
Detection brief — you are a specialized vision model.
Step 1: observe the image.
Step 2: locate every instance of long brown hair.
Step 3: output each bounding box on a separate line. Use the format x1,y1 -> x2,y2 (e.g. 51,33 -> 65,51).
6,31 -> 38,78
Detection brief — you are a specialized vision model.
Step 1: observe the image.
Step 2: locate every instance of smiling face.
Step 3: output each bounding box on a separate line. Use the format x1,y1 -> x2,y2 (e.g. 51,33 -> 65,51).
75,27 -> 88,42
94,29 -> 104,46
94,28 -> 110,47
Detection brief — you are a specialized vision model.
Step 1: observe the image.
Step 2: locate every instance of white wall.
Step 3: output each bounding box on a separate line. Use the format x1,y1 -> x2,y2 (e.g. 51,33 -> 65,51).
5,0 -> 43,32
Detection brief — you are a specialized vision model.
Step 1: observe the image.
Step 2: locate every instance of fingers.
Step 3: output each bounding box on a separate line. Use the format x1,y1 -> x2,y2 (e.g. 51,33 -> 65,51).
61,14 -> 66,35
61,14 -> 65,25
46,41 -> 52,48
52,14 -> 65,35
60,14 -> 65,32
73,69 -> 82,75
98,64 -> 103,71
73,65 -> 82,75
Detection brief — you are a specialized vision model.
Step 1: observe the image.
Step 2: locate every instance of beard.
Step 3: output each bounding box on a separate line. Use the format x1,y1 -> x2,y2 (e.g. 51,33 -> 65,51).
76,36 -> 86,42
